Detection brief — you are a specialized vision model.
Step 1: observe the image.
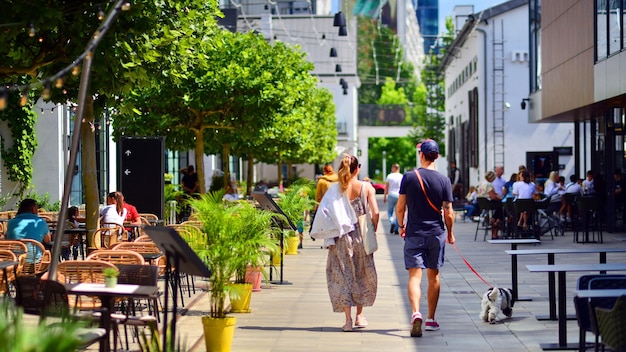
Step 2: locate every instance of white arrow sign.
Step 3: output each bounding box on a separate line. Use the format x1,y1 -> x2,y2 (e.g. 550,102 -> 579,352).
124,169 -> 131,175
125,150 -> 132,156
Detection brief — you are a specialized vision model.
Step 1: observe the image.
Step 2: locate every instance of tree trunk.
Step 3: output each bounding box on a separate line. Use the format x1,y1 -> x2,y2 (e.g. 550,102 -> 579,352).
277,159 -> 283,191
194,129 -> 205,194
222,143 -> 231,189
247,154 -> 254,196
81,96 -> 99,251
287,162 -> 293,185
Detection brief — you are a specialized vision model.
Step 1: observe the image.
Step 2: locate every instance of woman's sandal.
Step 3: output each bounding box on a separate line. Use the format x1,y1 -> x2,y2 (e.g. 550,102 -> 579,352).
342,320 -> 353,332
355,316 -> 368,328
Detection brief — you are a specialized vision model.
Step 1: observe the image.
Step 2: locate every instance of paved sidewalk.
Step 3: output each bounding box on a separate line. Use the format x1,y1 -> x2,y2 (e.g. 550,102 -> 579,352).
178,196 -> 626,352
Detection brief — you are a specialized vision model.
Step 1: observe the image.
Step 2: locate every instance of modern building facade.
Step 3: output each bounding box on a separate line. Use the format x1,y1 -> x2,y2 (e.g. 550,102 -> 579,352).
415,0 -> 439,52
529,1 -> 626,231
441,0 -> 574,194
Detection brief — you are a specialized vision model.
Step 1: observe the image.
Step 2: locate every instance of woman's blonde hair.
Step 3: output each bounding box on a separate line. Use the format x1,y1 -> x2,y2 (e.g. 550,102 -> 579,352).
485,171 -> 496,183
337,155 -> 359,192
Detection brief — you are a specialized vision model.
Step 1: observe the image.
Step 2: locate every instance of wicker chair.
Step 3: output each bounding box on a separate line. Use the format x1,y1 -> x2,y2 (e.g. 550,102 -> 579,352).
0,249 -> 17,295
20,239 -> 51,276
55,260 -> 117,310
86,250 -> 145,265
595,295 -> 626,352
138,213 -> 159,221
0,240 -> 28,254
14,276 -> 106,349
93,225 -> 125,249
116,264 -> 160,349
133,235 -> 153,243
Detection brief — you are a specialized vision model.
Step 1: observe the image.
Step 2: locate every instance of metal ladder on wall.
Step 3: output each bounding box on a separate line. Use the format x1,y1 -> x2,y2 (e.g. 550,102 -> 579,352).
492,19 -> 505,170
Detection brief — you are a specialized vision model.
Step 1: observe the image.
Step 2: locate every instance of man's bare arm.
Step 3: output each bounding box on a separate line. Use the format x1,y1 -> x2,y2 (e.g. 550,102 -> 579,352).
442,201 -> 456,244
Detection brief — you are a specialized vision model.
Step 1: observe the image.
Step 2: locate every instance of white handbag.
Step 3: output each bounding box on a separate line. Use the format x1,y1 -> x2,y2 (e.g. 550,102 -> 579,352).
359,183 -> 378,255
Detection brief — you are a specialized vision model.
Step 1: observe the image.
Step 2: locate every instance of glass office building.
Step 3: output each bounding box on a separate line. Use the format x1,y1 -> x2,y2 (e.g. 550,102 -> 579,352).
415,0 -> 439,53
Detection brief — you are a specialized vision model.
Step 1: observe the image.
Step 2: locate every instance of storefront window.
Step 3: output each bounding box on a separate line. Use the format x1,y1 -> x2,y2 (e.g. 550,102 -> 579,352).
609,0 -> 622,54
597,0 -> 608,60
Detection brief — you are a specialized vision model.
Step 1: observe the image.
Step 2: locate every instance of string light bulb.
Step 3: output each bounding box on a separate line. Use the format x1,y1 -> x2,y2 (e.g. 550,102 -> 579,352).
122,2 -> 131,11
72,65 -> 81,76
98,6 -> 105,20
28,22 -> 36,37
55,77 -> 64,88
0,92 -> 7,111
41,82 -> 51,100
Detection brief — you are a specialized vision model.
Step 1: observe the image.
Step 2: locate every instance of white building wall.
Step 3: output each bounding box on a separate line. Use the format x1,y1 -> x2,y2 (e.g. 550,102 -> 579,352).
445,3 -> 576,187
236,14 -> 359,183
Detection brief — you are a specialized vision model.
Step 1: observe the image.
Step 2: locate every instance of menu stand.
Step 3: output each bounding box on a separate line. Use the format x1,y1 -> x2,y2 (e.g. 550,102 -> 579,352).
252,191 -> 296,285
145,226 -> 211,352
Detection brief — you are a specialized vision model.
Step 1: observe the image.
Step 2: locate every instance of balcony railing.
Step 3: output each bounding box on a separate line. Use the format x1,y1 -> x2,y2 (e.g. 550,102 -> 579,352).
358,104 -> 412,126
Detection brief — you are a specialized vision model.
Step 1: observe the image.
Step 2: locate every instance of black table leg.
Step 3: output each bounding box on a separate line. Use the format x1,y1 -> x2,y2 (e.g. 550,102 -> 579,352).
548,254 -> 556,319
511,243 -> 532,302
600,252 -> 606,274
99,296 -> 113,352
539,271 -> 578,350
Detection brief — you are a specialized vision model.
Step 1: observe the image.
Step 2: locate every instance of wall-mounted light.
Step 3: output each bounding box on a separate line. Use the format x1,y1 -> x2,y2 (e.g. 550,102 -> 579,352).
338,26 -> 347,36
521,98 -> 530,110
335,64 -> 342,72
333,12 -> 346,27
330,47 -> 337,57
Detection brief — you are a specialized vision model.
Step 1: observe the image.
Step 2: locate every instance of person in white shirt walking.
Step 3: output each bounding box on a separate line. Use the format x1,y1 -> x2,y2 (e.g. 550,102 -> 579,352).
384,163 -> 403,234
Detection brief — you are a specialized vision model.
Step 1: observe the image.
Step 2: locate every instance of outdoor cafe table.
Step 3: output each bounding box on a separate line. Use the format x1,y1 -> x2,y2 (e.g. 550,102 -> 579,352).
62,228 -> 88,260
526,263 -> 626,350
488,239 -> 540,302
64,282 -> 158,352
574,288 -> 626,298
506,247 -> 626,321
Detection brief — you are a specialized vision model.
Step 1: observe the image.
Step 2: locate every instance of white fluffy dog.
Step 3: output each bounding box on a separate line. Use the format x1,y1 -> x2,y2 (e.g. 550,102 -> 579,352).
479,287 -> 514,324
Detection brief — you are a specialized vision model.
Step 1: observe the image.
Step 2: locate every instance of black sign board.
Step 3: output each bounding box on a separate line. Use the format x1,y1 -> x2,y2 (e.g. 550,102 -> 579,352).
119,137 -> 164,219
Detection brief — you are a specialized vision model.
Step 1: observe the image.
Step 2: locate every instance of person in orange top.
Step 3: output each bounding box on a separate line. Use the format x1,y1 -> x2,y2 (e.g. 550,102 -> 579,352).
315,164 -> 338,204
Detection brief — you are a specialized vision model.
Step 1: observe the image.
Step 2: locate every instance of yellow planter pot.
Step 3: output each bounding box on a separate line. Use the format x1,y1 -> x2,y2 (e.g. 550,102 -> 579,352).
229,283 -> 253,313
202,316 -> 236,352
285,236 -> 300,255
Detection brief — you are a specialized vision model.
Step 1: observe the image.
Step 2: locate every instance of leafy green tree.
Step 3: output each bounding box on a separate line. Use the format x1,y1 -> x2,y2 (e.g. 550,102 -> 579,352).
114,28 -> 327,194
357,19 -> 418,105
408,17 -> 455,153
0,0 -> 220,245
254,86 -> 337,188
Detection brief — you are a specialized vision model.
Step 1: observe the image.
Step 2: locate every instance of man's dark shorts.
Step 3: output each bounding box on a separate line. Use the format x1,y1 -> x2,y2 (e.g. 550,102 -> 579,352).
404,234 -> 446,270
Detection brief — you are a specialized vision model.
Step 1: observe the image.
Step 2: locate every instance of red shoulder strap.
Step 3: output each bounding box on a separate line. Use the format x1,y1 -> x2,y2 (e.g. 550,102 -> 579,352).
414,169 -> 440,213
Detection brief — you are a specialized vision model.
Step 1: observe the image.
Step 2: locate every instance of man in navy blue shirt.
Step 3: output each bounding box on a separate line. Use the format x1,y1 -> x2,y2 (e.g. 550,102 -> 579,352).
396,139 -> 455,338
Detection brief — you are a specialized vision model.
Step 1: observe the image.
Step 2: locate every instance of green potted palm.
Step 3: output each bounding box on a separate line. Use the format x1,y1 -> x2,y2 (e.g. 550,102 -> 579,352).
229,202 -> 279,311
186,191 -> 278,351
276,180 -> 316,254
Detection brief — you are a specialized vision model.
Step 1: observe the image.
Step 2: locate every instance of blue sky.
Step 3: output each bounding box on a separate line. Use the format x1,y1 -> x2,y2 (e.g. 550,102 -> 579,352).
438,0 -> 502,33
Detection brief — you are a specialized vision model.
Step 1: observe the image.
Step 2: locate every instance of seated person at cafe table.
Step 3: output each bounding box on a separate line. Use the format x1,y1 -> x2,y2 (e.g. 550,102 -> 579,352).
120,193 -> 142,226
6,198 -> 51,254
100,191 -> 127,227
100,192 -> 128,244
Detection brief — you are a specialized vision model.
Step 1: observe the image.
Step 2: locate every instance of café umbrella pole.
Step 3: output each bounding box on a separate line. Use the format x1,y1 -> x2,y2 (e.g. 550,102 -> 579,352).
48,0 -> 129,281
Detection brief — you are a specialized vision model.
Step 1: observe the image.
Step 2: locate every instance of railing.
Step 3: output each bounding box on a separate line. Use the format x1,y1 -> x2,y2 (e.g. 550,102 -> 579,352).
358,104 -> 412,126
